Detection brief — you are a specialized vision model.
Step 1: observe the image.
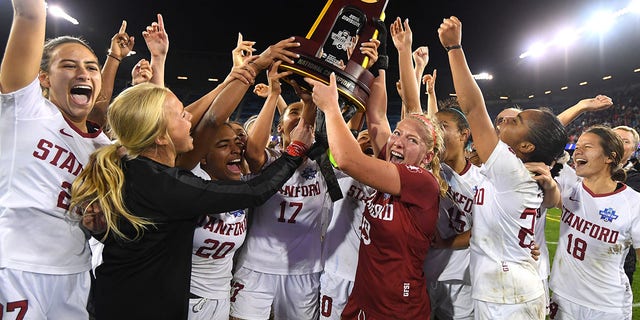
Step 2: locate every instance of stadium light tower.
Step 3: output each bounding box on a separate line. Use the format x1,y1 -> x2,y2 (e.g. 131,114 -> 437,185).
46,3 -> 79,25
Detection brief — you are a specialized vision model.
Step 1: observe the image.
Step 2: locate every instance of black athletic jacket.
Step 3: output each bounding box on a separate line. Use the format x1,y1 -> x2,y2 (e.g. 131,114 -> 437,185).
93,153 -> 302,320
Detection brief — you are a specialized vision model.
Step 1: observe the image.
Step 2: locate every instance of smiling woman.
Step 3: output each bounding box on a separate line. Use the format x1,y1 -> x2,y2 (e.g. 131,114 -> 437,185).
550,125 -> 640,319
0,1 -> 111,319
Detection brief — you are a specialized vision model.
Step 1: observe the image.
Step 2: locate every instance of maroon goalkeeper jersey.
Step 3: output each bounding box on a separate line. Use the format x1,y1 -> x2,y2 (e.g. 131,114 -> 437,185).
342,162 -> 439,319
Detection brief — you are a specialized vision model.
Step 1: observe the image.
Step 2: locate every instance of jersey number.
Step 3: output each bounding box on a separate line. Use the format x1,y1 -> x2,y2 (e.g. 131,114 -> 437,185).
518,208 -> 537,249
320,295 -> 333,317
278,201 -> 303,223
194,240 -> 235,259
566,233 -> 587,261
0,300 -> 28,320
56,181 -> 72,210
230,282 -> 245,302
447,206 -> 466,233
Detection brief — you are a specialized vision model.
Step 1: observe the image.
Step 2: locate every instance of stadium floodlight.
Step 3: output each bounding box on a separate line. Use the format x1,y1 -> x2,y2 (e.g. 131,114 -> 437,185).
499,96 -> 509,100
544,90 -> 552,94
177,76 -> 188,80
47,4 -> 79,25
561,86 -> 568,90
207,78 -> 219,82
579,81 -> 588,86
635,68 -> 640,72
602,75 -> 612,80
627,0 -> 640,14
528,95 -> 535,99
519,42 -> 546,59
553,28 -> 579,47
473,72 -> 493,80
586,10 -> 616,34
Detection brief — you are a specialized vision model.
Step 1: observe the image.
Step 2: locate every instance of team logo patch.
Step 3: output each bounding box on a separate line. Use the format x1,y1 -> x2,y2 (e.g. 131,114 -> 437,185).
406,165 -> 422,173
230,209 -> 244,218
301,167 -> 317,180
599,207 -> 618,222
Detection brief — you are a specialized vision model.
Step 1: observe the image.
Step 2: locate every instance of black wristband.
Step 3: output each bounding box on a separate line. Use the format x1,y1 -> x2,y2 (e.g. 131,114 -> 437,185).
445,44 -> 462,52
370,55 -> 388,77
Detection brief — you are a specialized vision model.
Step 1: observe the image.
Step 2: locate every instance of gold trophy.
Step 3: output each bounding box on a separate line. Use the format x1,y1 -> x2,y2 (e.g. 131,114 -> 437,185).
279,0 -> 388,117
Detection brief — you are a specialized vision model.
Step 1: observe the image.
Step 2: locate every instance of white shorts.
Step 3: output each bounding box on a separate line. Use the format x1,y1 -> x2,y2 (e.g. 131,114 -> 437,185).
474,294 -> 545,320
428,280 -> 473,320
188,296 -> 230,320
229,266 -> 320,320
319,271 -> 355,320
0,268 -> 90,320
549,293 -> 631,320
541,277 -> 550,315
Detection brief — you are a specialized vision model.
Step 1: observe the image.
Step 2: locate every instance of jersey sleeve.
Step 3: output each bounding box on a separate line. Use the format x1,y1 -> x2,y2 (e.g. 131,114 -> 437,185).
133,153 -> 302,218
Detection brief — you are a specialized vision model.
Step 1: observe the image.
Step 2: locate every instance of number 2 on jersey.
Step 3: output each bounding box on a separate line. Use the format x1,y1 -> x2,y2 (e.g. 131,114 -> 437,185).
278,201 -> 303,223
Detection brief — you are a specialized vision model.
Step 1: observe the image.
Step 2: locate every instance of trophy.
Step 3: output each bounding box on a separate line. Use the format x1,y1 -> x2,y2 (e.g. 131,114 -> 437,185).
279,0 -> 389,202
279,0 -> 389,120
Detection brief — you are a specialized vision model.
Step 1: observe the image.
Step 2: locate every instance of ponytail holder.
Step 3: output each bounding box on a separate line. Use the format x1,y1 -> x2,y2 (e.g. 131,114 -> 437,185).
410,113 -> 437,144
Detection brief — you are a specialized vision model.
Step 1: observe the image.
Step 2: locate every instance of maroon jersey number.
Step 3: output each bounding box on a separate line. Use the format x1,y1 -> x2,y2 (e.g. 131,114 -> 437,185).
278,201 -> 303,223
1,300 -> 28,320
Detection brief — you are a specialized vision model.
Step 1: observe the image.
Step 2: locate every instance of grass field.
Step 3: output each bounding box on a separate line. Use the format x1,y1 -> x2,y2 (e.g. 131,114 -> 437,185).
545,208 -> 639,319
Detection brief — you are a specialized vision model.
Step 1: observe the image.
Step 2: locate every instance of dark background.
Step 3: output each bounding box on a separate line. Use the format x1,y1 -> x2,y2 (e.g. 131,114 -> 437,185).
1,0 -> 639,122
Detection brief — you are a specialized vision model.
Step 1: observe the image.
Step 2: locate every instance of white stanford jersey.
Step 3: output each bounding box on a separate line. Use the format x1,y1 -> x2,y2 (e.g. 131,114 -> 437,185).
235,149 -> 330,274
0,78 -> 111,274
551,165 -> 640,313
470,141 -> 544,303
321,169 -> 366,281
191,210 -> 247,299
424,161 -> 481,283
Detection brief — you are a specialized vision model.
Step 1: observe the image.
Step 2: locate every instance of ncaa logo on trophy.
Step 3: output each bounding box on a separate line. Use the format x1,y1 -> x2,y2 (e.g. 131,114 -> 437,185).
279,0 -> 388,122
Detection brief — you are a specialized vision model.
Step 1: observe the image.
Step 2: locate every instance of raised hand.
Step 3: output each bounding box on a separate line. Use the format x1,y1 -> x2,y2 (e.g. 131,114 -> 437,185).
108,20 -> 135,60
232,32 -> 257,67
267,60 -> 292,97
142,13 -> 169,58
288,117 -> 315,150
413,46 -> 429,70
131,58 -> 153,85
575,95 -> 614,112
360,38 -> 380,68
438,16 -> 462,49
253,83 -> 269,98
390,17 -> 412,52
251,37 -> 300,72
422,69 -> 437,94
305,73 -> 340,114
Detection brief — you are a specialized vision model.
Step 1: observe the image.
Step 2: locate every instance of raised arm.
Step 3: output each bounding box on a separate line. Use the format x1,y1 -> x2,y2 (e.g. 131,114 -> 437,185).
364,70 -> 390,156
0,0 -> 46,93
423,69 -> 438,117
90,20 -> 135,126
176,60 -> 259,170
245,61 -> 291,172
308,73 -> 402,195
556,95 -> 613,126
440,16 -> 497,163
142,14 -> 169,86
254,83 -> 288,116
391,17 -> 421,116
